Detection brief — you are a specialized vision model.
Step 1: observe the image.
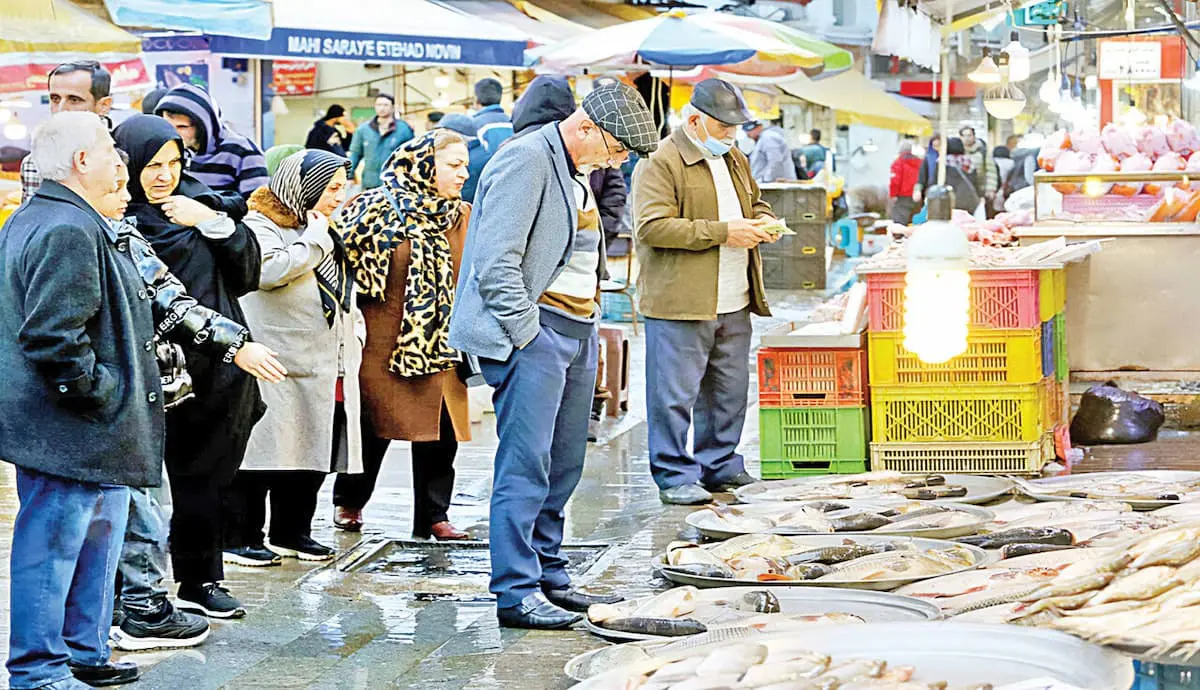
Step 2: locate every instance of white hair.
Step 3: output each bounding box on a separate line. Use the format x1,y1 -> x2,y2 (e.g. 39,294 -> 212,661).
680,103 -> 703,122
31,112 -> 108,182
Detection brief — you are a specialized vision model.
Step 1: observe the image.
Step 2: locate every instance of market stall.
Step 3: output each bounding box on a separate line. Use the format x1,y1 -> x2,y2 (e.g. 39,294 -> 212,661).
1016,119 -> 1200,380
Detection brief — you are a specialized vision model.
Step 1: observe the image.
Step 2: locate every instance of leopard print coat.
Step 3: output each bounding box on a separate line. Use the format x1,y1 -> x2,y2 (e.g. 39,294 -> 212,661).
334,133 -> 461,378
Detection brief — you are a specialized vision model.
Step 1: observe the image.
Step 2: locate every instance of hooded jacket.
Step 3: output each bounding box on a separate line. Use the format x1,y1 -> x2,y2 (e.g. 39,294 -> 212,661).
156,84 -> 269,200
511,76 -> 628,242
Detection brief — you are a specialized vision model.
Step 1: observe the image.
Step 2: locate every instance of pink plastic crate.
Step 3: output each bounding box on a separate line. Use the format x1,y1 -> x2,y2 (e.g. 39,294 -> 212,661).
866,270 -> 1042,332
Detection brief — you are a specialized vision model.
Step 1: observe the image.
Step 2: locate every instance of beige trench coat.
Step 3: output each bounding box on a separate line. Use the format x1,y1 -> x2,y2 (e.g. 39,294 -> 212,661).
238,204 -> 364,474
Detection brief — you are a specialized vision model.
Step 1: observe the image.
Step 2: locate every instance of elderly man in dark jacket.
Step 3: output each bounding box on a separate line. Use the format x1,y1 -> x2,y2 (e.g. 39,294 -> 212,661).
0,112 -> 156,689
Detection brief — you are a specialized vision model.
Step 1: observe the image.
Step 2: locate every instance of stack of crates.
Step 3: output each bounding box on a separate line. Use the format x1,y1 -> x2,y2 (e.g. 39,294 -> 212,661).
756,333 -> 870,479
756,186 -> 828,290
864,267 -> 1068,475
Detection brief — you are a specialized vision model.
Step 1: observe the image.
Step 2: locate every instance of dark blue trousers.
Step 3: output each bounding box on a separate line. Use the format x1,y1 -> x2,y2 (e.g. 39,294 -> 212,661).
480,325 -> 598,610
645,309 -> 752,490
8,468 -> 129,689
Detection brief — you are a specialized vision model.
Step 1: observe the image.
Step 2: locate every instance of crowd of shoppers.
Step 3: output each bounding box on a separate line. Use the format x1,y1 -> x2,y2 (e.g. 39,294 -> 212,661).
0,63 -> 799,687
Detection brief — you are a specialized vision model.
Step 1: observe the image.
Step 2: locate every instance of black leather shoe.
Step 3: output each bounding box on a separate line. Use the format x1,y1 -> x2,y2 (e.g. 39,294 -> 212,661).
543,587 -> 624,613
704,471 -> 757,493
496,593 -> 583,630
68,660 -> 140,687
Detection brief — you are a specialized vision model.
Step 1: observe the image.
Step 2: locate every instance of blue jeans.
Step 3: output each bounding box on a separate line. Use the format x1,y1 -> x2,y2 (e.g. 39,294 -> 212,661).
8,468 -> 129,689
118,488 -> 170,616
480,325 -> 598,610
645,309 -> 752,490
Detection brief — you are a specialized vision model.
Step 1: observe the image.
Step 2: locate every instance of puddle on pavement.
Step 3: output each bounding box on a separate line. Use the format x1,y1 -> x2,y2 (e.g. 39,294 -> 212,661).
335,540 -> 611,601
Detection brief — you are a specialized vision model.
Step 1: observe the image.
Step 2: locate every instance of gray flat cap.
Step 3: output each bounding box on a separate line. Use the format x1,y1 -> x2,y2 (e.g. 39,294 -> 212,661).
691,79 -> 754,126
581,81 -> 658,156
437,113 -> 478,138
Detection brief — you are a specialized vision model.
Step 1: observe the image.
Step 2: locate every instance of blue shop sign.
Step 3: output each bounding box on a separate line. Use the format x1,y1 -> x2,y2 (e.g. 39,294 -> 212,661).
209,28 -> 527,68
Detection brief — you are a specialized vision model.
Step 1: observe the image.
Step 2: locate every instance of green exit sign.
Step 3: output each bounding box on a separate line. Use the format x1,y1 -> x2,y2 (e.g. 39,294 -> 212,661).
1016,0 -> 1066,25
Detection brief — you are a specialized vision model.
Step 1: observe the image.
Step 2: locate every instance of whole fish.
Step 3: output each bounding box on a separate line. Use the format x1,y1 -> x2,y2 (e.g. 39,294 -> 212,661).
663,563 -> 735,579
956,527 -> 1074,549
783,563 -> 833,580
1086,565 -> 1182,606
785,544 -> 897,566
602,617 -> 708,637
738,590 -> 781,614
693,642 -> 768,676
1129,527 -> 1200,568
902,486 -> 968,500
830,513 -> 893,532
999,543 -> 1076,559
631,586 -> 699,619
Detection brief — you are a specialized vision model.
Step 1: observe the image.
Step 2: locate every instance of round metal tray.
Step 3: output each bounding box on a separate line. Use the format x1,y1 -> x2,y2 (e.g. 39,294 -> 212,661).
1013,470 -> 1200,510
684,500 -> 994,541
581,585 -> 940,644
568,622 -> 1134,689
656,535 -> 991,591
734,473 -> 1015,506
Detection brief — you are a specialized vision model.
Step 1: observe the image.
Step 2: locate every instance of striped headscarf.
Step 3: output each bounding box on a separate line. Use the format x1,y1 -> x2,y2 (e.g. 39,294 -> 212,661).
271,149 -> 353,327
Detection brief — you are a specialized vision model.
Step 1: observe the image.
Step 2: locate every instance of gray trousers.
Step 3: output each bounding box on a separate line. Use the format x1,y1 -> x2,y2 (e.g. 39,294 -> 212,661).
118,488 -> 170,615
645,309 -> 752,490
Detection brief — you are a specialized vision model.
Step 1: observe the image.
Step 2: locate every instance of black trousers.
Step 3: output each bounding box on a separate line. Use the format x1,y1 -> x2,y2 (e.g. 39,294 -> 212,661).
333,405 -> 458,537
169,478 -> 227,587
224,402 -> 346,548
225,470 -> 327,547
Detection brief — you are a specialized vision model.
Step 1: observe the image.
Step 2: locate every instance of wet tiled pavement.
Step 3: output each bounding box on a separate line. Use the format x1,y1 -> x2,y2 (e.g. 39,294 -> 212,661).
0,276 -> 1192,688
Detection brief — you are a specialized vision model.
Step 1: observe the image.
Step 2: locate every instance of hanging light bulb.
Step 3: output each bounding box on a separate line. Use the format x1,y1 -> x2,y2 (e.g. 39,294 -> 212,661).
903,186 -> 970,364
270,95 -> 289,115
1085,74 -> 1099,90
984,82 -> 1027,119
434,73 -> 451,90
3,117 -> 27,141
1003,32 -> 1031,82
1040,75 -> 1062,106
968,49 -> 1003,85
1121,105 -> 1147,126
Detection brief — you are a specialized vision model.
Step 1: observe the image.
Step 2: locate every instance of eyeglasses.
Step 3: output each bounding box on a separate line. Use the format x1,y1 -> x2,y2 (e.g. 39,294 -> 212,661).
594,128 -> 627,164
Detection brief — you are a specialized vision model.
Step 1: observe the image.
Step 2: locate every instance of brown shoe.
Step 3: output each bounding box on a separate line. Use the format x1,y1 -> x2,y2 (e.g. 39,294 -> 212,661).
430,521 -> 470,541
333,507 -> 363,532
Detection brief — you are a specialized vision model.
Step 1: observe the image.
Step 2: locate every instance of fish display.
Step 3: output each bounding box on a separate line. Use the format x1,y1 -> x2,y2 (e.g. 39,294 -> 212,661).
586,586 -> 867,639
1015,471 -> 1200,507
969,526 -> 1200,659
956,527 -> 1074,549
660,537 -> 982,588
734,472 -> 989,504
895,549 -> 1093,613
574,638 -> 1022,689
689,501 -> 989,539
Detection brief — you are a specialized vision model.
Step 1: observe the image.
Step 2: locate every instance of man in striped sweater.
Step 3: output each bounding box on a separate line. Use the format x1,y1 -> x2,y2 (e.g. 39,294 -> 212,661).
156,84 -> 268,199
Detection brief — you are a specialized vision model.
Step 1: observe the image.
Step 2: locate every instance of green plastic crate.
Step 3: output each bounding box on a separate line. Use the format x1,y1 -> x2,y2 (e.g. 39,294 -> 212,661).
759,407 -> 869,479
1054,312 -> 1067,382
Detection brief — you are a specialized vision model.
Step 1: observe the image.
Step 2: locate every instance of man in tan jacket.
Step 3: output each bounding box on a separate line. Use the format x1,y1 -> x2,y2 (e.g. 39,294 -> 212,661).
632,79 -> 778,505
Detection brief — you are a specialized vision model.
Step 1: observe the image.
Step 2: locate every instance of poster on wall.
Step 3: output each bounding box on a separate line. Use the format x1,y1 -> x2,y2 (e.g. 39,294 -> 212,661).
156,63 -> 210,90
271,60 -> 318,96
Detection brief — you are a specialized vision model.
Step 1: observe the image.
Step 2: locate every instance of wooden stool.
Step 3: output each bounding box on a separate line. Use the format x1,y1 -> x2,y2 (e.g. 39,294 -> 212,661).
599,326 -> 630,418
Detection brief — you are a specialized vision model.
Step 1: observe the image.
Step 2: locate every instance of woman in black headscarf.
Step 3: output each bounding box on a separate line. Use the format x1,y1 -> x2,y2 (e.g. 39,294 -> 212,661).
113,114 -> 265,621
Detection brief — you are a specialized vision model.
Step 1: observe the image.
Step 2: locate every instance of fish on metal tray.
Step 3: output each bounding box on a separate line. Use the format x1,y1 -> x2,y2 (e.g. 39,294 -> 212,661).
785,544 -> 898,566
999,543 -> 1076,559
956,527 -> 1074,550
829,512 -> 894,532
601,617 -> 709,637
737,590 -> 781,614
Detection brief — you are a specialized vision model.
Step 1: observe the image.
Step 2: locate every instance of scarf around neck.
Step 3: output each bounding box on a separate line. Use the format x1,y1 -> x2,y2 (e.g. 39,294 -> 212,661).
333,132 -> 461,377
272,150 -> 353,327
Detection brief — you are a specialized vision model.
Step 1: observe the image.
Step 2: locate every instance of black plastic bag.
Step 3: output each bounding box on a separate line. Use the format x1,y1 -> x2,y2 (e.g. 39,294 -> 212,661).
1069,381 -> 1165,445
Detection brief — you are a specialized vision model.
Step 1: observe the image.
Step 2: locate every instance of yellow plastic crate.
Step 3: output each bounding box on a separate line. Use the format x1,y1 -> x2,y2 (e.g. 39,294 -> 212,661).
870,434 -> 1054,475
1039,268 -> 1067,322
1041,377 -> 1062,430
868,328 -> 1043,386
870,379 -> 1053,443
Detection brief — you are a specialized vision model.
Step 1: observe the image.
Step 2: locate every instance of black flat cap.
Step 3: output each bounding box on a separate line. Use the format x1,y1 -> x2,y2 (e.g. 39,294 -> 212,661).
581,81 -> 659,156
691,79 -> 754,126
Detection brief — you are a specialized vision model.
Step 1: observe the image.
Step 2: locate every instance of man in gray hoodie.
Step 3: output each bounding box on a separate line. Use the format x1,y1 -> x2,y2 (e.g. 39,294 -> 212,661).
448,81 -> 658,630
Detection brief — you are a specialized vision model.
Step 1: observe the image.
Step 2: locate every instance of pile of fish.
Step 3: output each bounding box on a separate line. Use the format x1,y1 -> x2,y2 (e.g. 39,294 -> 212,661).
965,526 -> 1200,659
736,472 -> 973,504
587,586 -> 862,638
897,549 -> 1098,614
662,535 -> 980,586
1014,471 -> 1200,506
973,500 -> 1176,553
692,501 -> 987,538
575,640 -> 1000,690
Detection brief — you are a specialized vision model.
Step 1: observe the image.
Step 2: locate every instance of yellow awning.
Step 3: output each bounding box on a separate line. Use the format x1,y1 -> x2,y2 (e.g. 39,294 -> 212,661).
0,0 -> 143,55
779,70 -> 932,137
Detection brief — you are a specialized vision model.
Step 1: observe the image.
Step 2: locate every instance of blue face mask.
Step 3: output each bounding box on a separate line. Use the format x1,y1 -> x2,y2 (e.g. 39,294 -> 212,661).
702,134 -> 734,157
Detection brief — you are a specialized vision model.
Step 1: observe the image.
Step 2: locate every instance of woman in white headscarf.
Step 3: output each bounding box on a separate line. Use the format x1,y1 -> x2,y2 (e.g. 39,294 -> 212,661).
225,149 -> 365,566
